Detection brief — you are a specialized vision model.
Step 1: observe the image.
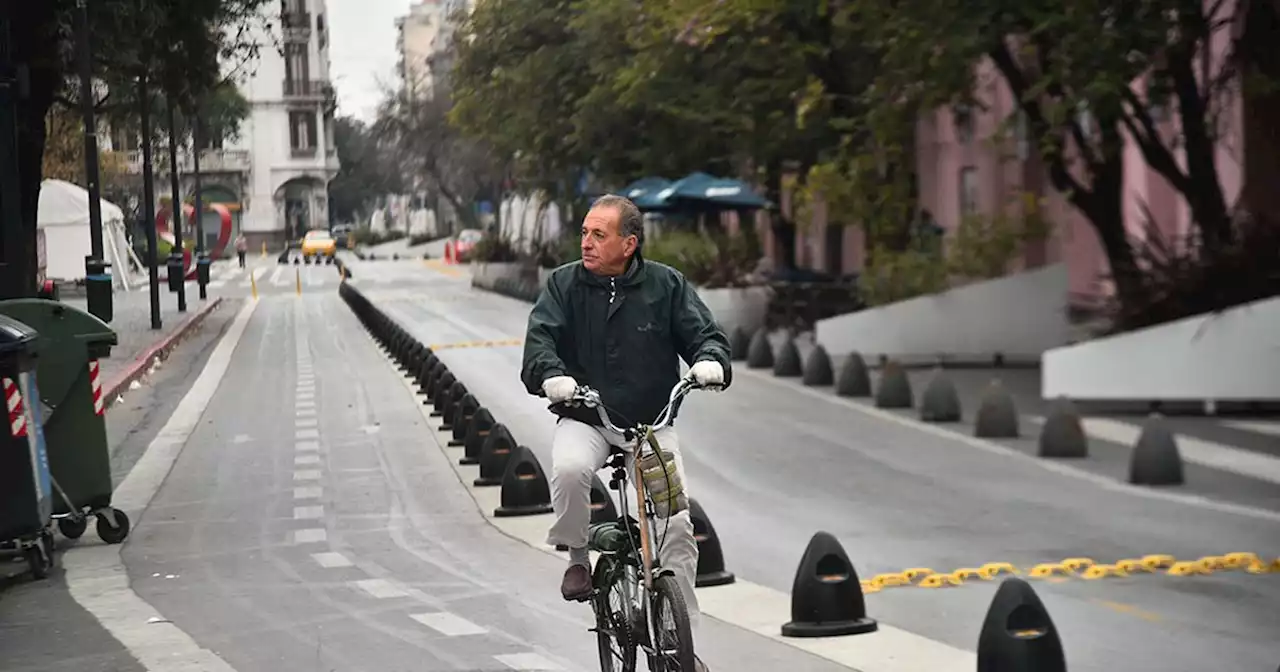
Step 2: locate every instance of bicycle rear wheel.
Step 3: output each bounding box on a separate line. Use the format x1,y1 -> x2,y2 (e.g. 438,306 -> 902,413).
592,558 -> 637,672
647,574 -> 696,672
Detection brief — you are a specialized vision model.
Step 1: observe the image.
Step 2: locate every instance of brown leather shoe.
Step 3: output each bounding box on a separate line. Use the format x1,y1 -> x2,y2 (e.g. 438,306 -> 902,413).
561,564 -> 592,601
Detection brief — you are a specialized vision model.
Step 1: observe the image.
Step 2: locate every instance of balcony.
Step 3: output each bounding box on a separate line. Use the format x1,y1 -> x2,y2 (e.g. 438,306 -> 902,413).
281,10 -> 312,41
123,149 -> 251,175
282,78 -> 334,103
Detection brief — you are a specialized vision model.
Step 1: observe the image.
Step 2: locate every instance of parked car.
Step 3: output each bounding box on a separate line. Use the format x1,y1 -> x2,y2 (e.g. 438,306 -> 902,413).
454,228 -> 484,259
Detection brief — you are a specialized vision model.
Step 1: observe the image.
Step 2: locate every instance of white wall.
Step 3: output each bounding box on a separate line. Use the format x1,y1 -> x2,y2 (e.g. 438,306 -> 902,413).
814,263 -> 1072,365
1042,296 -> 1280,402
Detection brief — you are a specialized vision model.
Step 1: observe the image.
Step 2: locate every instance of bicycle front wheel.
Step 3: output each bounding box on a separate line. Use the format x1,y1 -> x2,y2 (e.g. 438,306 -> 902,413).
593,559 -> 638,672
647,574 -> 696,672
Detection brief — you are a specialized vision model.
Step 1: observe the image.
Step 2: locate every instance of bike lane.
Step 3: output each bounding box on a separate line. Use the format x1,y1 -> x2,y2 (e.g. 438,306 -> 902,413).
109,290 -> 847,672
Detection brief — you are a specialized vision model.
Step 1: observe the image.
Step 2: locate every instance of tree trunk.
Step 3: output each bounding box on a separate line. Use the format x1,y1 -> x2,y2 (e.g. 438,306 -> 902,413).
764,160 -> 796,269
8,5 -> 62,298
1238,0 -> 1280,222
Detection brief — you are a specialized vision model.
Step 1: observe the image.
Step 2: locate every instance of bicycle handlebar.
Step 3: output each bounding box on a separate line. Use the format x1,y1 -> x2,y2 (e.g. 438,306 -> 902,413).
548,374 -> 719,443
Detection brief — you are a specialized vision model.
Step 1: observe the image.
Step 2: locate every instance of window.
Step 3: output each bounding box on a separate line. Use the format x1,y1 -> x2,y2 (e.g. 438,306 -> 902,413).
953,104 -> 974,145
284,43 -> 309,90
1015,110 -> 1029,161
959,167 -> 979,216
289,110 -> 317,151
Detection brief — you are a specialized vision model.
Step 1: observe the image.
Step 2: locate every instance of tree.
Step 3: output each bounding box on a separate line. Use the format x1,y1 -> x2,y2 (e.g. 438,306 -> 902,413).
375,91 -> 502,233
328,116 -> 403,226
4,0 -> 271,297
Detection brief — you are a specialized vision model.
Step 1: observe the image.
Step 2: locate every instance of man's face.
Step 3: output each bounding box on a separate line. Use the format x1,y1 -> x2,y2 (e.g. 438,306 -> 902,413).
581,205 -> 636,275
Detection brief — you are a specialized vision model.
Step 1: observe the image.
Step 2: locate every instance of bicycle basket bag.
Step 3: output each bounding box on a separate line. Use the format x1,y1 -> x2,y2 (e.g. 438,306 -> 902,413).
638,448 -> 688,518
587,521 -> 629,552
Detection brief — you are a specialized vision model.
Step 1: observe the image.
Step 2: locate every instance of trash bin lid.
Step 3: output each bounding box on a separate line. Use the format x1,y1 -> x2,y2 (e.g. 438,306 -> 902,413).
0,313 -> 38,355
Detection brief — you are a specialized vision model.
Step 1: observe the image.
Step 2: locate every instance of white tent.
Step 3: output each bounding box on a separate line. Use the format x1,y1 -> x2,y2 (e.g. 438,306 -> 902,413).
36,179 -> 139,290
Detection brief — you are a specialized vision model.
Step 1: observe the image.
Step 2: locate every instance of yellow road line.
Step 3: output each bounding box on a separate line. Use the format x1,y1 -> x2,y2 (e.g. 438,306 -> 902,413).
429,338 -> 524,350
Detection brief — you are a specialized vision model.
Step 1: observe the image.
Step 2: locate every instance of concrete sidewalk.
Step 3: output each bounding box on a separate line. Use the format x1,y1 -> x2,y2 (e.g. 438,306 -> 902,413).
64,284 -> 224,405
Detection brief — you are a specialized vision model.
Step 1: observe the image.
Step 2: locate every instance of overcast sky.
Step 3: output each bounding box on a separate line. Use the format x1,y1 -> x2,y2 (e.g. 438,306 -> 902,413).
327,0 -> 412,123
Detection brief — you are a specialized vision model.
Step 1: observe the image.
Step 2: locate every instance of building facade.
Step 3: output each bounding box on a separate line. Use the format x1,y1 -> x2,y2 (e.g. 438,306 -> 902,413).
397,1 -> 445,98
229,0 -> 341,250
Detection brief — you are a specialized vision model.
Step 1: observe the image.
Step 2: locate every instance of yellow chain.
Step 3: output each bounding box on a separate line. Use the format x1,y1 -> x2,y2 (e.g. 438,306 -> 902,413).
861,552 -> 1280,593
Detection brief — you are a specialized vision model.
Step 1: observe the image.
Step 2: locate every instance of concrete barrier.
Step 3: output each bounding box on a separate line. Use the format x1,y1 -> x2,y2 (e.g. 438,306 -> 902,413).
815,264 -> 1070,367
1042,295 -> 1280,406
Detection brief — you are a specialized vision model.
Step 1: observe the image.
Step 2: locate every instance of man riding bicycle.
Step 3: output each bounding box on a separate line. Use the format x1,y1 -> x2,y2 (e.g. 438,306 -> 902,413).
520,194 -> 732,669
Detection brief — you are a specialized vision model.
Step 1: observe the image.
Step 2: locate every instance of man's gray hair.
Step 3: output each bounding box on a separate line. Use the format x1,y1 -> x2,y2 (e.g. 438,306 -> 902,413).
592,194 -> 645,250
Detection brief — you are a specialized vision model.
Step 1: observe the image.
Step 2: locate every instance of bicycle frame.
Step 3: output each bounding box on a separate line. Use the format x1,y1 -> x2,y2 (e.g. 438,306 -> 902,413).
554,375 -> 715,661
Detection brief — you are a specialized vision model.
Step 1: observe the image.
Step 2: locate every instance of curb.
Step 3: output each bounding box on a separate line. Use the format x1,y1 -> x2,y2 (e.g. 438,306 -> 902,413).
102,297 -> 226,407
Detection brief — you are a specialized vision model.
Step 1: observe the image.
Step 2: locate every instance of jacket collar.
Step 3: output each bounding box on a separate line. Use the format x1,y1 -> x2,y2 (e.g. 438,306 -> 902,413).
577,251 -> 647,287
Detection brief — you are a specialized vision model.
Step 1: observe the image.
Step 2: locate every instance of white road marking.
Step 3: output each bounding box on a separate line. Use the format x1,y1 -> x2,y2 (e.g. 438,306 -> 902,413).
295,454 -> 321,466
294,486 -> 322,499
296,440 -> 320,452
296,408 -> 316,418
293,528 -> 327,544
270,266 -> 288,286
296,392 -> 315,401
1222,420 -> 1280,437
296,400 -> 316,410
61,299 -> 257,672
409,612 -> 487,636
494,653 -> 563,670
295,428 -> 319,439
353,578 -> 409,599
293,505 -> 324,519
1068,416 -> 1280,485
311,552 -> 353,568
296,417 -> 318,428
293,469 -> 321,481
231,434 -> 252,444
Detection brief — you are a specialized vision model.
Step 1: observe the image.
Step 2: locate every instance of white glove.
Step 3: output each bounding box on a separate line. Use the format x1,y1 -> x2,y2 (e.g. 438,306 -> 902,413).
542,375 -> 578,403
689,360 -> 724,387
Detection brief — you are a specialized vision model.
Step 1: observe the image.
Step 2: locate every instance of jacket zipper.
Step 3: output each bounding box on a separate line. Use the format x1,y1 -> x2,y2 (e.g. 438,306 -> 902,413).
609,278 -> 616,304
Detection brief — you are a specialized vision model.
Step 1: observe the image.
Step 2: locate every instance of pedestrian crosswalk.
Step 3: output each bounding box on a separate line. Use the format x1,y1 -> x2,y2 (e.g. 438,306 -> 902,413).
204,259 -> 462,292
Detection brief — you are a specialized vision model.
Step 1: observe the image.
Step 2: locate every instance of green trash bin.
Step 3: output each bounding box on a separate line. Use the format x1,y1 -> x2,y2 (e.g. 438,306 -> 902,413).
0,298 -> 131,544
0,314 -> 57,578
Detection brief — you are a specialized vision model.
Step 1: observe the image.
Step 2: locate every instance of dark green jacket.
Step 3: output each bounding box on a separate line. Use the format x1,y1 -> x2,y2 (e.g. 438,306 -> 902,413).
520,252 -> 733,430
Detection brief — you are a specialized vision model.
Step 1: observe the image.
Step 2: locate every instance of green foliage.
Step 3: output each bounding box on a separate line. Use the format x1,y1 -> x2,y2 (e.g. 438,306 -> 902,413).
464,235 -> 520,263
644,230 -> 721,285
857,192 -> 1053,306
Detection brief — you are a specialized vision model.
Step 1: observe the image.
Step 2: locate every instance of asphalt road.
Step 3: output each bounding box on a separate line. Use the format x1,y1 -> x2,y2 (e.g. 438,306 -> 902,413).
354,259 -> 1280,672
117,275 -> 850,671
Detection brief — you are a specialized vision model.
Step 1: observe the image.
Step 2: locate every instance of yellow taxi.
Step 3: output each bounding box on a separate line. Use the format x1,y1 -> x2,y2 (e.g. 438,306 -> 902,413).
300,229 -> 337,262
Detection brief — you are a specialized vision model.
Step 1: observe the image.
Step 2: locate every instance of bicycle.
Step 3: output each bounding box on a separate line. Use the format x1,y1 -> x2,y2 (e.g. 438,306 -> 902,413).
550,375 -> 716,672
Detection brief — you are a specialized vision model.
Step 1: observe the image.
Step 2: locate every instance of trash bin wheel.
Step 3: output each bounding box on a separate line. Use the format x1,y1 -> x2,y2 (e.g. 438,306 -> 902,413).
58,515 -> 88,539
26,533 -> 54,579
96,508 -> 131,544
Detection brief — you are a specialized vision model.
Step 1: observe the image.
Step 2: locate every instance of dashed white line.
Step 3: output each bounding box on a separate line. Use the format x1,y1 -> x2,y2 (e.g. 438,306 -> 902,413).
294,505 -> 324,520
296,418 -> 318,428
1223,420 -> 1280,437
296,408 -> 316,418
311,552 -> 353,568
409,612 -> 487,636
293,470 -> 322,481
353,578 -> 409,599
296,440 -> 320,452
293,528 -> 327,544
494,653 -> 563,670
296,428 -> 319,440
296,400 -> 316,410
295,454 -> 321,465
294,486 -> 322,499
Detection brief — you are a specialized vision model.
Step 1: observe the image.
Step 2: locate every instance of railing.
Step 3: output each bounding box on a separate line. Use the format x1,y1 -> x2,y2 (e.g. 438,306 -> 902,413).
123,149 -> 251,175
281,10 -> 312,34
282,78 -> 333,100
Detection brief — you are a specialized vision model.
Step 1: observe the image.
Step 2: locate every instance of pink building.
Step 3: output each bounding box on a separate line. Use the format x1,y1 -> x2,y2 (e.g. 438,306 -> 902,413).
752,7 -> 1258,313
